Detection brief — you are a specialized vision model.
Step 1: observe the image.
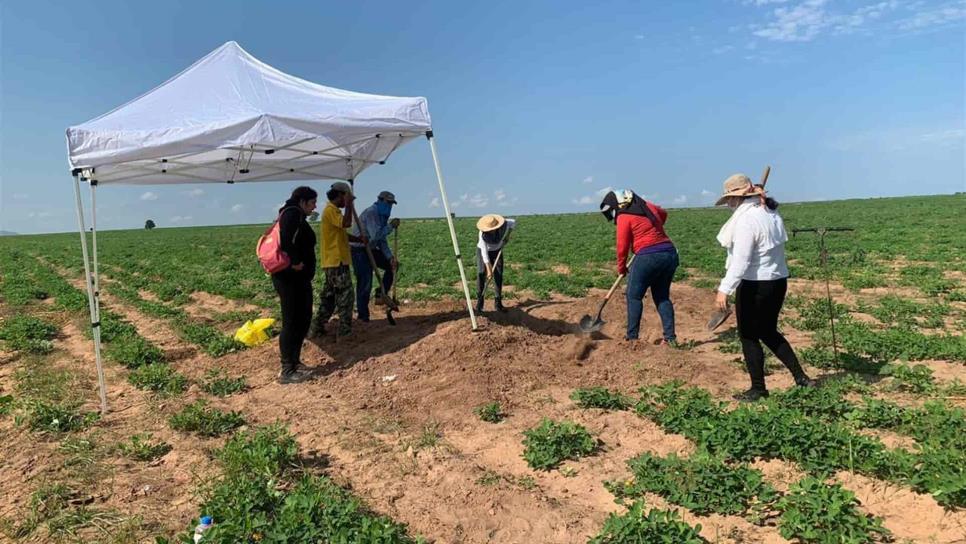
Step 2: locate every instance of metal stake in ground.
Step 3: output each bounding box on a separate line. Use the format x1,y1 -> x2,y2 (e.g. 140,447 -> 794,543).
792,226 -> 854,363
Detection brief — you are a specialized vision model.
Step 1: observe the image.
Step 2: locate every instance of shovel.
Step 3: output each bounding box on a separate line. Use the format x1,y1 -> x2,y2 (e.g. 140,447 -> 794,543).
579,255 -> 634,333
349,205 -> 398,325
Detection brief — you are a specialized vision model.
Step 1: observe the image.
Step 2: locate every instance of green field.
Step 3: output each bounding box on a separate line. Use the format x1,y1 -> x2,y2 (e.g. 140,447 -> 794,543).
1,193 -> 964,543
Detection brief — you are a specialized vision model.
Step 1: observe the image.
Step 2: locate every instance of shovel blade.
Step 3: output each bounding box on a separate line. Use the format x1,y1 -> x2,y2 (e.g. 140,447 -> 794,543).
579,314 -> 604,333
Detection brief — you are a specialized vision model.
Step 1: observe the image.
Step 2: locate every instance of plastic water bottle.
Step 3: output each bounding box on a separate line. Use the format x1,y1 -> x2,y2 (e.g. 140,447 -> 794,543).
193,516 -> 213,543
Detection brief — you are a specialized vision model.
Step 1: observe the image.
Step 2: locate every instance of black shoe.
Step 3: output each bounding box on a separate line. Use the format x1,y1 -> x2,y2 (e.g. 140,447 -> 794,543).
733,388 -> 769,402
495,301 -> 508,313
295,362 -> 314,373
278,369 -> 312,384
474,302 -> 484,314
795,377 -> 817,388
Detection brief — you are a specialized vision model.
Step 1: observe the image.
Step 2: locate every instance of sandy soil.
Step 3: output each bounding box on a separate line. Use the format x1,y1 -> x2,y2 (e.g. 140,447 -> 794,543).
2,280 -> 965,543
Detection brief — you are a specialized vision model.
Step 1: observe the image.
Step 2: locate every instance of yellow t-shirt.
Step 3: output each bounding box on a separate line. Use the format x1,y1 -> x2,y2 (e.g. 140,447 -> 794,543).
320,202 -> 350,268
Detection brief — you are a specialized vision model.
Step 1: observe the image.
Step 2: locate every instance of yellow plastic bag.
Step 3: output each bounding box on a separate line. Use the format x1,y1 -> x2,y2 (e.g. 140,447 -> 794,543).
233,318 -> 276,347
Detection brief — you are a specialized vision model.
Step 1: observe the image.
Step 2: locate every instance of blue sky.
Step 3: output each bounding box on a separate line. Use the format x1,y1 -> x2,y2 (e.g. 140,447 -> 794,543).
1,0 -> 963,234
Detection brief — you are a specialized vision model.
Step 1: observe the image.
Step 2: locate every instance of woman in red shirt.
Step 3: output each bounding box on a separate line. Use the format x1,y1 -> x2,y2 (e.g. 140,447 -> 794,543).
600,190 -> 678,343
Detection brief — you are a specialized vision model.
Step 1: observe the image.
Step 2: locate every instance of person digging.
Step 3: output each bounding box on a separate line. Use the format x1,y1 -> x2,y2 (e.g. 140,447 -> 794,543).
475,213 -> 515,314
350,190 -> 400,321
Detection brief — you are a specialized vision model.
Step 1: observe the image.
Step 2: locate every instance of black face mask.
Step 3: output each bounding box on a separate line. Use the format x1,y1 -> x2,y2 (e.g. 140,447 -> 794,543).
599,192 -> 620,223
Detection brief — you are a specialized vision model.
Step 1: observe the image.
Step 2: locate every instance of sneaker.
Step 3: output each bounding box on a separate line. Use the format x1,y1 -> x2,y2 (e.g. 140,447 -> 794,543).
295,362 -> 314,373
733,388 -> 769,402
795,377 -> 818,388
277,369 -> 312,385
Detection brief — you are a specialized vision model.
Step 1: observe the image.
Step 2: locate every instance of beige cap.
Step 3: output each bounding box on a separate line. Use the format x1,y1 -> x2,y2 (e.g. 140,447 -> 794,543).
330,181 -> 353,194
476,214 -> 506,232
715,173 -> 763,206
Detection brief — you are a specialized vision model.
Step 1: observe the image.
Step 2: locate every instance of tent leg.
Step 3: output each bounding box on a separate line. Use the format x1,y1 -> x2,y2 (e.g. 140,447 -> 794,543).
426,132 -> 479,331
89,182 -> 101,324
73,174 -> 108,414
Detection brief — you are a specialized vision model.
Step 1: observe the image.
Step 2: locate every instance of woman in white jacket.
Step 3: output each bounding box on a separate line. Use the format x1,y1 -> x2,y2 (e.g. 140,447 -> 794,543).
714,174 -> 815,401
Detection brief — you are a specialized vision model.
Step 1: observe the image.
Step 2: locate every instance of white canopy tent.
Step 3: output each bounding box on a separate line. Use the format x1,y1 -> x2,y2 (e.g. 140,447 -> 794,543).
66,41 -> 478,412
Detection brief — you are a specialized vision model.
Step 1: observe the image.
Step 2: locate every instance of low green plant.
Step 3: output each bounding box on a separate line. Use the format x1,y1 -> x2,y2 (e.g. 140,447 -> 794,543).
777,477 -> 890,543
168,400 -> 245,437
0,394 -> 14,416
570,387 -> 630,410
473,401 -> 505,423
201,369 -> 247,397
607,451 -> 778,520
588,501 -> 706,544
881,363 -> 936,394
105,335 -> 164,369
118,434 -> 172,461
0,314 -> 58,354
127,363 -> 188,396
522,418 -> 597,470
178,323 -> 244,357
16,400 -> 98,433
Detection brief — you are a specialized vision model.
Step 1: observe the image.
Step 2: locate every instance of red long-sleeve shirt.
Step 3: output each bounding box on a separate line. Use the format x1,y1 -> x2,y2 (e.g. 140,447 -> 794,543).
616,203 -> 671,273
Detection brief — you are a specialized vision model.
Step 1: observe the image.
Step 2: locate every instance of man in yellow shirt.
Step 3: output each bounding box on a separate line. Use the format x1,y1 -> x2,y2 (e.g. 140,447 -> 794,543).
310,181 -> 359,338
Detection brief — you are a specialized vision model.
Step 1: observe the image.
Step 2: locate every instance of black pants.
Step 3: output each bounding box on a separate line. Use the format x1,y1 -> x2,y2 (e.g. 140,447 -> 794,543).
272,274 -> 313,372
475,248 -> 504,308
735,278 -> 807,390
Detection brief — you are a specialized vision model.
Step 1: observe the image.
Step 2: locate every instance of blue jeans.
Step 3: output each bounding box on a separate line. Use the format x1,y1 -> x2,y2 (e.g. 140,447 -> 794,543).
625,249 -> 678,341
351,247 -> 394,321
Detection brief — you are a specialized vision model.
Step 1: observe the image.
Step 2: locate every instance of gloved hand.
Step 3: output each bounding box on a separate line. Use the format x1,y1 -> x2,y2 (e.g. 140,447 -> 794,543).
389,218 -> 400,228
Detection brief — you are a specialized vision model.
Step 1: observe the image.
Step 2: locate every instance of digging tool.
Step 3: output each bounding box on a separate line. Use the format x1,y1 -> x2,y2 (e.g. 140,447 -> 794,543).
792,226 -> 854,361
579,255 -> 635,333
392,226 -> 399,303
349,205 -> 399,326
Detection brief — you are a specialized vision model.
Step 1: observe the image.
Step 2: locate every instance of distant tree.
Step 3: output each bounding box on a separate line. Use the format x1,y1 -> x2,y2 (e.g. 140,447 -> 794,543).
145,220 -> 156,230
308,211 -> 320,222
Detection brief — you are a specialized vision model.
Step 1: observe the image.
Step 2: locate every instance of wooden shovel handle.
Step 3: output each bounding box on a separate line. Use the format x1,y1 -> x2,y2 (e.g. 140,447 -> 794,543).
603,254 -> 635,300
760,165 -> 771,188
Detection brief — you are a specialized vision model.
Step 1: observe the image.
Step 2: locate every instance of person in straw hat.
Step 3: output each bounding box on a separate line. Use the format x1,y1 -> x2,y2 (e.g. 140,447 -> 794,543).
714,173 -> 815,402
475,213 -> 516,313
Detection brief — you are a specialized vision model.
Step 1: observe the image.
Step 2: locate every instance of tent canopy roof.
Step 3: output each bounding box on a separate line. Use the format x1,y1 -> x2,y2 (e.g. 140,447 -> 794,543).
66,41 -> 432,185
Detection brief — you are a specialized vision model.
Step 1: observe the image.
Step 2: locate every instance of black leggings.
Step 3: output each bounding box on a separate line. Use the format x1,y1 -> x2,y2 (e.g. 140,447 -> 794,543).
476,248 -> 504,305
735,278 -> 807,390
272,274 -> 313,372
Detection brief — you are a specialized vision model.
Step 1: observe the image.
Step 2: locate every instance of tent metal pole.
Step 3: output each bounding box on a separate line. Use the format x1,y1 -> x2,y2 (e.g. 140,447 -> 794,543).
72,174 -> 109,414
426,132 -> 479,331
89,182 -> 101,323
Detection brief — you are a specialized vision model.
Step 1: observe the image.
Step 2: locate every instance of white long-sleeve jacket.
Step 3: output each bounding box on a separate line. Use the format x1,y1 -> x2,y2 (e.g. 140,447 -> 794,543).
717,200 -> 789,294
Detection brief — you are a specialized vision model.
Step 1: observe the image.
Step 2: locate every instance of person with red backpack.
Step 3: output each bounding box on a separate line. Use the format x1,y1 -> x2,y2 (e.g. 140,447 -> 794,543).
271,186 -> 318,384
599,190 -> 679,344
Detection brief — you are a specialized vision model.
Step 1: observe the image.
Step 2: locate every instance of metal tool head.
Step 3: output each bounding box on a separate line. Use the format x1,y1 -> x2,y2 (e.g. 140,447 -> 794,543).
579,314 -> 604,333
706,307 -> 732,332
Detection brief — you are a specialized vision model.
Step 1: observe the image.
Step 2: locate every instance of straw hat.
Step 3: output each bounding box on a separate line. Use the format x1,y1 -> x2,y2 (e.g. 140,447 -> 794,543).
477,214 -> 506,232
715,174 -> 763,206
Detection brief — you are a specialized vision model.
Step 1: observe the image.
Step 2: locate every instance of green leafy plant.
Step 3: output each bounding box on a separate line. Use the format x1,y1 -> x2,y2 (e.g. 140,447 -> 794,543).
522,418 -> 597,470
0,314 -> 58,354
588,501 -> 706,544
473,401 -> 505,423
607,451 -> 777,520
118,434 -> 172,461
570,387 -> 630,410
881,363 -> 936,394
0,394 -> 14,416
168,400 -> 245,437
777,477 -> 890,543
201,369 -> 247,397
105,335 -> 164,369
16,400 -> 99,433
127,363 -> 188,396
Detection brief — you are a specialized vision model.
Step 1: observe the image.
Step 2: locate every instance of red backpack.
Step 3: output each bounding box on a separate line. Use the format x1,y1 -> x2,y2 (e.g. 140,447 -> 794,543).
257,207 -> 300,274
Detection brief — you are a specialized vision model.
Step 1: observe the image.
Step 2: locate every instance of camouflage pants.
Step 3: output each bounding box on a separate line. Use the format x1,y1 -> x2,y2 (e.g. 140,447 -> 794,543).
312,265 -> 354,335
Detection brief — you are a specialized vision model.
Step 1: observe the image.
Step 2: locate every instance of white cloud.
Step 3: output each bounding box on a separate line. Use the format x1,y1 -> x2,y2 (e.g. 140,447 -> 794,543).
896,2 -> 966,31
752,0 -> 830,42
582,176 -> 594,184
140,191 -> 158,201
12,193 -> 28,200
494,189 -> 507,201
572,196 -> 595,206
170,215 -> 192,223
429,197 -> 441,208
595,186 -> 615,197
461,193 -> 489,208
231,204 -> 244,213
634,34 -> 645,40
745,0 -> 792,5
673,195 -> 688,204
920,129 -> 966,147
27,211 -> 53,219
713,45 -> 736,54
184,188 -> 205,198
701,189 -> 715,197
